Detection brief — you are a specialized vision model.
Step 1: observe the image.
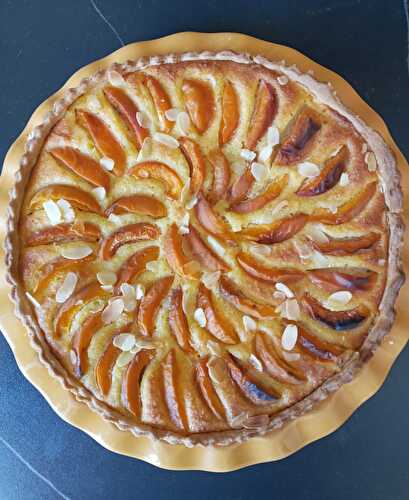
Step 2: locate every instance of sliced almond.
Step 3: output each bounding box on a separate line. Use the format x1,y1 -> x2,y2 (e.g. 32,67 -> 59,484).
327,290 -> 352,306
43,200 -> 62,225
136,111 -> 151,129
207,340 -> 223,357
248,354 -> 263,372
176,111 -> 191,136
207,357 -> 224,384
306,224 -> 329,244
102,298 -> 124,324
108,213 -> 122,225
113,333 -> 136,351
250,162 -> 269,183
283,299 -> 300,321
281,324 -> 298,351
134,283 -> 145,300
185,195 -> 198,210
339,172 -> 349,186
57,199 -> 75,222
258,145 -> 273,163
26,291 -> 41,309
242,315 -> 257,332
298,162 -> 320,178
91,186 -> 106,202
240,149 -> 257,162
153,132 -> 179,148
275,282 -> 294,298
100,157 -> 115,171
277,75 -> 289,86
267,125 -> 280,146
365,151 -> 377,172
116,351 -> 134,367
55,272 -> 78,303
206,235 -> 226,256
202,270 -> 221,289
194,307 -> 207,327
165,108 -> 181,121
61,244 -> 93,260
97,271 -> 117,286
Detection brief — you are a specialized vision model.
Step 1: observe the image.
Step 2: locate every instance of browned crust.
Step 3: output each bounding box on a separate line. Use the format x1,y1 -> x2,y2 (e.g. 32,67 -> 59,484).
5,50 -> 405,447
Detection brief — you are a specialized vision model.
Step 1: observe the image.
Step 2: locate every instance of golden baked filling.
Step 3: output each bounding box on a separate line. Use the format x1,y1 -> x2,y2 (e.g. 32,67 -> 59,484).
10,53 -> 404,445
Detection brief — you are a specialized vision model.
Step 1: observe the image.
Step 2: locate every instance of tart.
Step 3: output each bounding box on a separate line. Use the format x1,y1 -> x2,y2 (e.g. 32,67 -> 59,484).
5,51 -> 405,447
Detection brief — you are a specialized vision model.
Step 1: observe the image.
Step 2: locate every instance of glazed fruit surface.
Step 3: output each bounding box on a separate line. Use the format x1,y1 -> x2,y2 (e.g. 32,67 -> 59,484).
19,59 -> 388,435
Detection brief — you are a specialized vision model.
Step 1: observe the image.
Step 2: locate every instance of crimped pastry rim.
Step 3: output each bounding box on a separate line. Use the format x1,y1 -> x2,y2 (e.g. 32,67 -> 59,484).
5,49 -> 405,447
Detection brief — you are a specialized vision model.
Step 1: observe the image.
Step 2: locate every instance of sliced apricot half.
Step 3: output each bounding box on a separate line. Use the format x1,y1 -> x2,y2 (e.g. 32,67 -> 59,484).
297,326 -> 344,362
194,194 -> 232,238
308,268 -> 377,292
130,161 -> 183,200
219,80 -> 239,146
311,232 -> 381,255
143,75 -> 173,132
137,276 -> 174,336
184,225 -> 230,272
162,349 -> 189,431
105,194 -> 166,218
50,147 -> 110,191
122,349 -> 155,417
76,109 -> 126,176
182,79 -> 214,134
164,224 -> 198,278
179,137 -> 205,196
228,169 -> 254,205
245,80 -> 277,150
99,223 -> 160,260
29,184 -> 102,215
196,358 -> 225,420
240,214 -> 308,244
168,287 -> 193,353
237,252 -> 304,284
207,149 -> 231,205
26,222 -> 100,247
71,311 -> 103,377
115,246 -> 159,289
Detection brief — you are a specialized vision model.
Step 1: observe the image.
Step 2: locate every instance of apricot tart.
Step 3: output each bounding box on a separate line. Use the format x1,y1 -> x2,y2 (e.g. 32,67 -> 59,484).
6,51 -> 404,446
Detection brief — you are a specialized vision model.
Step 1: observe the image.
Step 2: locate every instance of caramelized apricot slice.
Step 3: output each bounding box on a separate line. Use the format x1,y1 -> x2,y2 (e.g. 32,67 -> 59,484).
297,146 -> 348,196
138,276 -> 174,336
105,194 -> 166,218
54,282 -> 108,338
276,109 -> 321,165
254,333 -> 304,384
76,109 -> 126,176
29,184 -> 102,215
26,222 -> 100,247
311,232 -> 381,255
297,326 -> 344,362
308,268 -> 377,292
168,287 -> 193,353
179,137 -> 205,196
197,284 -> 239,344
182,79 -> 214,134
226,354 -> 279,404
230,174 -> 288,214
207,149 -> 231,205
245,80 -> 277,150
162,349 -> 188,431
122,349 -> 155,417
99,223 -> 160,260
219,276 -> 276,319
50,147 -> 110,191
164,224 -> 194,277
237,252 -> 304,284
184,225 -> 230,272
115,246 -> 159,289
312,182 -> 377,225
228,169 -> 254,205
196,359 -> 225,419
130,161 -> 183,200
95,341 -> 120,395
240,214 -> 308,244
302,293 -> 370,331
143,75 -> 173,132
71,311 -> 103,377
219,81 -> 239,146
194,194 -> 232,237
103,85 -> 148,149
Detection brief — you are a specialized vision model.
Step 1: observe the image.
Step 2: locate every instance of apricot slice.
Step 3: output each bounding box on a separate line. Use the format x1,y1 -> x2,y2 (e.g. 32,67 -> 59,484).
164,224 -> 195,277
122,349 -> 155,417
219,81 -> 239,146
207,149 -> 231,205
245,80 -> 277,150
196,359 -> 225,420
143,75 -> 173,132
297,146 -> 348,196
50,147 -> 110,191
275,109 -> 321,165
26,222 -> 100,247
302,293 -> 370,331
230,174 -> 288,214
184,225 -> 230,272
240,214 -> 308,244
254,333 -> 304,384
297,326 -> 344,362
308,268 -> 377,292
103,85 -> 149,149
162,349 -> 188,431
182,79 -> 214,134
312,182 -> 377,225
130,161 -> 183,200
105,194 -> 166,218
194,194 -> 232,237
226,354 -> 279,404
237,252 -> 304,284
168,287 -> 193,353
179,137 -> 205,196
137,276 -> 174,336
219,276 -> 276,319
54,281 -> 108,338
228,169 -> 254,205
71,311 -> 103,377
197,283 -> 239,344
29,184 -> 102,215
115,246 -> 159,289
311,232 -> 381,255
76,109 -> 126,176
99,223 -> 160,260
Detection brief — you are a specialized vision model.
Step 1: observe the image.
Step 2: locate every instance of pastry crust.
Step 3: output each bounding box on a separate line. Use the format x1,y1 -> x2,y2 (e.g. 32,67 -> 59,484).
5,50 -> 405,447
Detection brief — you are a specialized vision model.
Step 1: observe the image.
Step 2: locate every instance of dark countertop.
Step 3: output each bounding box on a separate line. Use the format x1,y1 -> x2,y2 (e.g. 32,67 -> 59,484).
1,1 -> 408,499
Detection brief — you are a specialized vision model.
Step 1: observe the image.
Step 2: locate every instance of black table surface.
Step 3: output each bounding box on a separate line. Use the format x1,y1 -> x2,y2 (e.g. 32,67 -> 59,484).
1,1 -> 409,499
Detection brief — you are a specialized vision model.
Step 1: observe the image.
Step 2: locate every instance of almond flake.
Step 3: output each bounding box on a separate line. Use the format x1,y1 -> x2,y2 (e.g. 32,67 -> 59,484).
283,299 -> 300,320
113,333 -> 136,351
327,290 -> 352,306
242,315 -> 257,332
176,111 -> 191,136
120,283 -> 136,311
202,270 -> 221,289
26,292 -> 41,308
207,340 -> 223,357
258,145 -> 273,163
61,245 -> 93,260
207,357 -> 224,384
43,200 -> 62,225
249,354 -> 263,372
57,199 -> 75,222
153,132 -> 179,148
207,235 -> 226,256
102,298 -> 124,324
100,157 -> 115,171
91,186 -> 106,202
306,224 -> 329,243
97,271 -> 117,286
298,162 -> 320,178
55,272 -> 78,303
250,162 -> 269,182
100,285 -> 113,292
69,350 -> 77,366
185,195 -> 198,210
108,213 -> 122,225
107,69 -> 125,87
281,324 -> 298,351
240,149 -> 257,162
134,283 -> 145,300
273,290 -> 286,302
277,75 -> 289,86
311,250 -> 329,267
365,151 -> 377,172
165,108 -> 181,121
116,351 -> 134,367
136,111 -> 151,129
339,172 -> 349,186
267,125 -> 280,146
194,307 -> 207,327
275,282 -> 294,298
